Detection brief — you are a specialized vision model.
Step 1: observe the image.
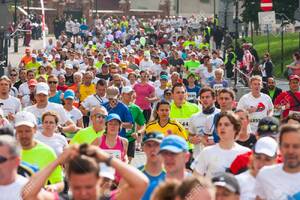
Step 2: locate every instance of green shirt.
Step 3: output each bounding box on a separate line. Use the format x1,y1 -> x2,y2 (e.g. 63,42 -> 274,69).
21,141 -> 63,184
95,61 -> 105,69
26,61 -> 41,71
269,89 -> 275,99
70,126 -> 105,145
126,103 -> 146,142
184,60 -> 201,73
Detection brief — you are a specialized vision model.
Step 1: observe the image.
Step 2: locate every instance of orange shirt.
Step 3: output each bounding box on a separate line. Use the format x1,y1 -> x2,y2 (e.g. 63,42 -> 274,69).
21,55 -> 32,66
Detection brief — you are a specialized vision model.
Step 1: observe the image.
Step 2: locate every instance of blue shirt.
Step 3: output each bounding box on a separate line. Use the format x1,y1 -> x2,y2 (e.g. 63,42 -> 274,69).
48,91 -> 62,104
186,85 -> 201,103
212,112 -> 220,143
102,101 -> 133,137
139,165 -> 166,200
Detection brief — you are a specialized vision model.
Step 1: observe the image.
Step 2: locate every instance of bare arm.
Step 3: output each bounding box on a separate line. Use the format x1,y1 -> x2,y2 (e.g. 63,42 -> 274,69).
62,120 -> 76,133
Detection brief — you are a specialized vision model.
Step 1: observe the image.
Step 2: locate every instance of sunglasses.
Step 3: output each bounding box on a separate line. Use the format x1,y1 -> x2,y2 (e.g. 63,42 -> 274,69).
0,155 -> 14,164
94,113 -> 107,119
258,124 -> 278,132
48,81 -> 58,84
10,74 -> 17,77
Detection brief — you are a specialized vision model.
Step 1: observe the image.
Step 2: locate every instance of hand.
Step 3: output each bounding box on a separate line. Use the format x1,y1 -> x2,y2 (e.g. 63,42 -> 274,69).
131,132 -> 138,140
80,144 -> 110,163
7,113 -> 15,121
247,106 -> 257,113
44,185 -> 58,193
145,97 -> 150,102
284,103 -> 290,110
57,145 -> 80,165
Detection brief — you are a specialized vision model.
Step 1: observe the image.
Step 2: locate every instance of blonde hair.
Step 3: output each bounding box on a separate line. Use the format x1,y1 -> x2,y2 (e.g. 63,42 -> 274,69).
249,75 -> 262,84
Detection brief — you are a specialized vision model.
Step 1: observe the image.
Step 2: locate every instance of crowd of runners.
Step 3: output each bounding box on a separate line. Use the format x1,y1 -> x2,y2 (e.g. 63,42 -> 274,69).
0,15 -> 300,200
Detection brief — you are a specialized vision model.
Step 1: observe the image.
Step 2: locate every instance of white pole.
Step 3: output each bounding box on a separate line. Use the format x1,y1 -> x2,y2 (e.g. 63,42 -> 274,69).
40,0 -> 46,48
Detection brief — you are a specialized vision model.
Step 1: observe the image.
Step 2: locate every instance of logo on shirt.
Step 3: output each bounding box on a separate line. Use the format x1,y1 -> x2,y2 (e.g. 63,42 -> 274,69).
256,102 -> 266,112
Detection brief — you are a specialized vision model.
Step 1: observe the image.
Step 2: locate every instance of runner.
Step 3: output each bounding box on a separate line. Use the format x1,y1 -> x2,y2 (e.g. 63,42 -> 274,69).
237,75 -> 273,132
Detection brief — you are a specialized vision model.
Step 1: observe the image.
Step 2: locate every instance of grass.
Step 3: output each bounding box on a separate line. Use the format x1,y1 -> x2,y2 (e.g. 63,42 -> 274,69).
243,32 -> 300,78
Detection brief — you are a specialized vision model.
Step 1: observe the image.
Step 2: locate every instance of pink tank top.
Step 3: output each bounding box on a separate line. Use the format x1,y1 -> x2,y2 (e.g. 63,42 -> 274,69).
99,135 -> 126,183
99,135 -> 126,162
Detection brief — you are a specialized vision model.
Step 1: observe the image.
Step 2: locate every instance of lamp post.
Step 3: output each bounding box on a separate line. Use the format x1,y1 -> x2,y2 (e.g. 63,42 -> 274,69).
234,0 -> 239,88
14,0 -> 18,52
27,0 -> 29,15
176,0 -> 179,16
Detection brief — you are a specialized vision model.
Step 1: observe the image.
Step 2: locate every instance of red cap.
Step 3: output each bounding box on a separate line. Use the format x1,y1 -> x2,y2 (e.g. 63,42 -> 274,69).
160,59 -> 168,65
289,75 -> 300,81
25,48 -> 30,53
28,79 -> 38,87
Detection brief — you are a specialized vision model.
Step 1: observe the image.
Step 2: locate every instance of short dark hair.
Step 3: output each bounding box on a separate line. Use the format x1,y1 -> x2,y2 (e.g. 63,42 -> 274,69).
171,82 -> 186,94
279,124 -> 300,146
96,78 -> 107,87
199,87 -> 215,98
281,113 -> 300,124
66,155 -> 99,178
216,111 -> 241,138
218,88 -> 235,100
176,176 -> 215,199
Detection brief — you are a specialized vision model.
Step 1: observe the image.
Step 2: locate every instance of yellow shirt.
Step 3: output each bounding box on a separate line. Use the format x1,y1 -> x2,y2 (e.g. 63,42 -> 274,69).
145,119 -> 187,140
79,83 -> 95,102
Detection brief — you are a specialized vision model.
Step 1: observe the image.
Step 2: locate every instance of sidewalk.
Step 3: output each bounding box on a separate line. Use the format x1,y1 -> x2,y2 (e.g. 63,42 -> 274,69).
8,37 -> 54,68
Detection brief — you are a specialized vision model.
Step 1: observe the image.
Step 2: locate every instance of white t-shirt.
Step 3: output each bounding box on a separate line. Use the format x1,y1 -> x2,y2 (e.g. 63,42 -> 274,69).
65,106 -> 83,124
25,102 -> 71,130
18,82 -> 29,97
237,93 -> 273,132
211,58 -> 224,69
52,68 -> 66,76
35,132 -> 68,156
81,94 -> 107,112
139,60 -> 154,71
236,170 -> 256,200
189,108 -> 220,158
0,175 -> 28,200
192,143 -> 250,177
0,95 -> 21,117
255,164 -> 300,200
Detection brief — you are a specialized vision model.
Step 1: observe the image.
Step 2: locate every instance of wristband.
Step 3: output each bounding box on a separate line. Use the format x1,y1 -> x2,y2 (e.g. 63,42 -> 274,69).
105,155 -> 114,166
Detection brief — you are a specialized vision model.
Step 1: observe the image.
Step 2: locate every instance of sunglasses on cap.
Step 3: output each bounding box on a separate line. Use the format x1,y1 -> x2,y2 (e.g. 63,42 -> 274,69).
94,113 -> 107,119
0,155 -> 15,164
258,124 -> 278,132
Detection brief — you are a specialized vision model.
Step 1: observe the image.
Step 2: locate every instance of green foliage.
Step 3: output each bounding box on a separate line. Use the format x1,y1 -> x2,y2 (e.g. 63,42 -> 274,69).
243,33 -> 299,77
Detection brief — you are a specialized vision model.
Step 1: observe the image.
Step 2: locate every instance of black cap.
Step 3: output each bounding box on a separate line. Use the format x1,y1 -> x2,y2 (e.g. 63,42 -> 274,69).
212,172 -> 240,194
257,117 -> 279,136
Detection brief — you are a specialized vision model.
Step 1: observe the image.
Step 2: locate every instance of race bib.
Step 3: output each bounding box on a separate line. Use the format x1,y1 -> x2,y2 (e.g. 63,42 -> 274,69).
175,118 -> 190,130
187,92 -> 197,101
213,84 -> 224,91
103,149 -> 122,160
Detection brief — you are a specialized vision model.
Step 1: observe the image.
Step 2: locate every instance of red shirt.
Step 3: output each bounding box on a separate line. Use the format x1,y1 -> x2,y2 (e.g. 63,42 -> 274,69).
57,85 -> 68,92
274,91 -> 300,118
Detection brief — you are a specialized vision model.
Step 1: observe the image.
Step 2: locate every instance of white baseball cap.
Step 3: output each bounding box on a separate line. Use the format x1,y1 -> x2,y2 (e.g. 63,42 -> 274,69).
36,82 -> 49,95
121,86 -> 133,94
65,64 -> 73,69
99,163 -> 115,180
15,111 -> 37,128
54,54 -> 61,60
254,137 -> 278,157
